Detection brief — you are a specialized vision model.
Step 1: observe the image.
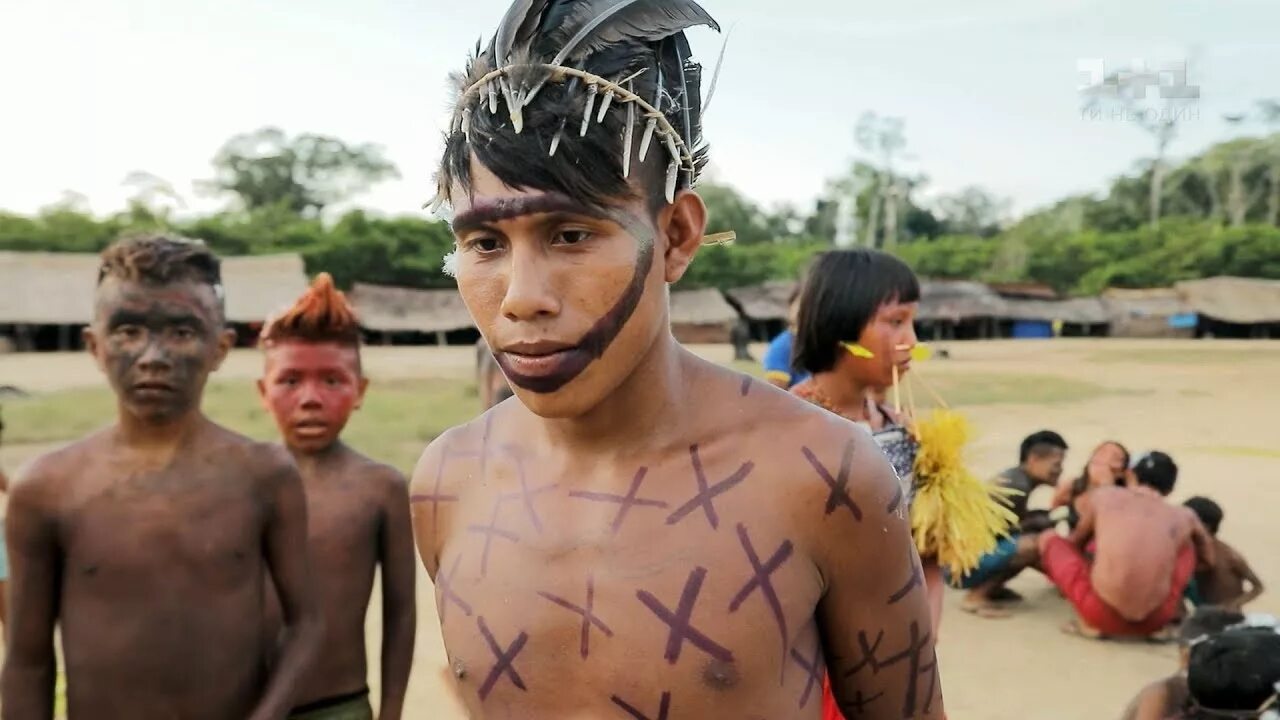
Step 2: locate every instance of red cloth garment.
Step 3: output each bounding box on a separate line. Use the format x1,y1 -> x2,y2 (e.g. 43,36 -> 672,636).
821,674 -> 844,720
1040,535 -> 1195,636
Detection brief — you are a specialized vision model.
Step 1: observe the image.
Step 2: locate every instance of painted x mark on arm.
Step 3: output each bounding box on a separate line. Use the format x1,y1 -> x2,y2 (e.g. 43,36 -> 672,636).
811,430 -> 944,719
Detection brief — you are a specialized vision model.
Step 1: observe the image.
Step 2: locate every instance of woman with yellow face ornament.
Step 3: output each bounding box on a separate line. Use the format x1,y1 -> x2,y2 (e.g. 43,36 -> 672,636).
790,249 -> 1018,720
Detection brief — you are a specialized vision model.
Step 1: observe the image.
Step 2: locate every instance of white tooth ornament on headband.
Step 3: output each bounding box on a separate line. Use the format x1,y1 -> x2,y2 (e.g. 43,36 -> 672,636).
425,0 -> 730,212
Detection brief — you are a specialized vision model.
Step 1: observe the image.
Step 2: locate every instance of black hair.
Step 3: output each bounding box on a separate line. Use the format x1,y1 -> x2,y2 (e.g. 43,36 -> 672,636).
1186,627 -> 1280,715
1179,606 -> 1247,645
1185,496 -> 1224,536
793,249 -> 921,375
1133,451 -> 1178,496
437,12 -> 712,216
98,232 -> 222,289
1069,440 -> 1131,498
1019,430 -> 1069,464
96,232 -> 225,320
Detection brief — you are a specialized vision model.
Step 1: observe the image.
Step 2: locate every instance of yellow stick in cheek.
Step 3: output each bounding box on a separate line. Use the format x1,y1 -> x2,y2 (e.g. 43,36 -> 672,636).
892,363 -> 901,416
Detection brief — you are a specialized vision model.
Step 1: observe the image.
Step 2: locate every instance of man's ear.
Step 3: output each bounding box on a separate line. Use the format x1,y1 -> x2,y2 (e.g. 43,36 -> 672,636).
82,326 -> 107,373
356,375 -> 370,411
255,378 -> 270,411
212,327 -> 236,370
658,189 -> 708,284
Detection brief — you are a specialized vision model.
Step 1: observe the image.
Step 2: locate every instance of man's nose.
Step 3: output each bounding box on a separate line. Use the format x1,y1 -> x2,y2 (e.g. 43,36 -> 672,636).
298,382 -> 323,408
137,337 -> 172,371
500,245 -> 561,322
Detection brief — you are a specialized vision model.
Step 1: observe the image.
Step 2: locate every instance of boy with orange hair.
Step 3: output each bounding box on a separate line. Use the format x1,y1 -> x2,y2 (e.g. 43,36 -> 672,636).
258,273 -> 417,720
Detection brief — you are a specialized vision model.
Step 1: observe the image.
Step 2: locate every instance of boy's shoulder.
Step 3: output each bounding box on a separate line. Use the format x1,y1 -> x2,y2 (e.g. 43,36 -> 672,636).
341,446 -> 408,492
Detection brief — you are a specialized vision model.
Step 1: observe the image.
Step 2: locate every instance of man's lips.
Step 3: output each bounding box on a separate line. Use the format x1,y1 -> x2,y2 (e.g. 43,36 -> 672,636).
132,380 -> 175,393
291,419 -> 332,435
498,340 -> 584,378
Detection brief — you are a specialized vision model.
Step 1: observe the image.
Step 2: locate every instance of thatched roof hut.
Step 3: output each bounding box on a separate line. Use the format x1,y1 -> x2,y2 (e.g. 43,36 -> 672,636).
999,297 -> 1111,325
0,251 -> 99,325
221,254 -> 310,324
724,281 -> 797,322
0,251 -> 308,350
917,280 -> 1007,322
1102,288 -> 1195,338
348,283 -> 475,334
0,251 -> 309,326
669,288 -> 741,343
1175,276 -> 1280,325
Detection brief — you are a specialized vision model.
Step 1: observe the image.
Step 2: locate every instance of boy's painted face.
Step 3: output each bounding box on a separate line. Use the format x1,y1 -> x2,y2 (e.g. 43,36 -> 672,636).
259,341 -> 367,453
840,299 -> 920,389
86,278 -> 231,423
448,158 -> 701,418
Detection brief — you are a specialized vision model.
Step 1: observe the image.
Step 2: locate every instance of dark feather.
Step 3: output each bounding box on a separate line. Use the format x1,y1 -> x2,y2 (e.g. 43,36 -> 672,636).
550,0 -> 719,67
494,0 -> 552,63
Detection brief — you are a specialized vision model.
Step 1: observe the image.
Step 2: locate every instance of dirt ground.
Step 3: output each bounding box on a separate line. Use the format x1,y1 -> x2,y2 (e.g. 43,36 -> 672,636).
2,338 -> 1277,719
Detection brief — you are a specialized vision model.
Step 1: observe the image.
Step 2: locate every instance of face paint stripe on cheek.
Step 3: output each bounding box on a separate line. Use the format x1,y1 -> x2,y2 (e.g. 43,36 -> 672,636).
497,237 -> 656,394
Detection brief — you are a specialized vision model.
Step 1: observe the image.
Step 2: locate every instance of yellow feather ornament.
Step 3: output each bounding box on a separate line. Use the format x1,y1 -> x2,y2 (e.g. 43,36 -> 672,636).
893,357 -> 1019,580
908,407 -> 1020,579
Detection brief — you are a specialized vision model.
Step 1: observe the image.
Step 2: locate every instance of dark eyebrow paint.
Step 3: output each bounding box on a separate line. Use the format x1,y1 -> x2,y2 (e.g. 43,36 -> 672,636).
451,193 -> 613,234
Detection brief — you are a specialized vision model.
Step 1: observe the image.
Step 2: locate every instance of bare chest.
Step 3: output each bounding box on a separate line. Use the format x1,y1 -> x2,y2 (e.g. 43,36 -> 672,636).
60,465 -> 266,592
429,444 -> 826,718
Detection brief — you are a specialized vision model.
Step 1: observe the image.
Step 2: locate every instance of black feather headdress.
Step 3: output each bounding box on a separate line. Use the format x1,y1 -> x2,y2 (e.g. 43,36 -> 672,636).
430,0 -> 723,216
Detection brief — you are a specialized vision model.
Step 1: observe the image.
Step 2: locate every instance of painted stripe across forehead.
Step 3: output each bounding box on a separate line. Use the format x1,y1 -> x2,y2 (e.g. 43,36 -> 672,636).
451,193 -> 611,233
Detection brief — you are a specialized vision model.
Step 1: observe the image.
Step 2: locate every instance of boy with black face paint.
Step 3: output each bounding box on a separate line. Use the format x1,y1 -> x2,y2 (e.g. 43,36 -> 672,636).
0,234 -> 323,720
411,2 -> 942,719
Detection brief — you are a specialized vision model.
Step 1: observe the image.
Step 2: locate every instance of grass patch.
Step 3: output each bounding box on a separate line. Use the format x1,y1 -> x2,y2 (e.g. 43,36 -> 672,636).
2,367 -> 1127,474
2,378 -> 482,475
910,372 -> 1131,407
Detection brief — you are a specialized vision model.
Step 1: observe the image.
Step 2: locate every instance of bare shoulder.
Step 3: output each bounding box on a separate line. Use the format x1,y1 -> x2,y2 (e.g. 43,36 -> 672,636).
410,405 -> 500,497
200,421 -> 298,489
7,431 -> 107,509
346,449 -> 409,498
712,370 -> 902,540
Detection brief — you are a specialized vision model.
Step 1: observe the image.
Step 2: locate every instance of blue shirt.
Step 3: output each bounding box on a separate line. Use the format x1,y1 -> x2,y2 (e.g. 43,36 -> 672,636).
762,330 -> 810,388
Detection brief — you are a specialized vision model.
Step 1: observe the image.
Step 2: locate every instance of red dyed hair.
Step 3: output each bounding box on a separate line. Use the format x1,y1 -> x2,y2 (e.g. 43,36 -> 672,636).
260,272 -> 362,347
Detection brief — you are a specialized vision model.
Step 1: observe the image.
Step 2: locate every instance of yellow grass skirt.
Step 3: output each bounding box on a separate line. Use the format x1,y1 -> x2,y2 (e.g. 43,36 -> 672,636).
909,408 -> 1020,578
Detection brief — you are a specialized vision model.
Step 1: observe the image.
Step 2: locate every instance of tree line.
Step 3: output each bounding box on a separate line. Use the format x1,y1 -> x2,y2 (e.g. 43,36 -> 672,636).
2,118 -> 1279,296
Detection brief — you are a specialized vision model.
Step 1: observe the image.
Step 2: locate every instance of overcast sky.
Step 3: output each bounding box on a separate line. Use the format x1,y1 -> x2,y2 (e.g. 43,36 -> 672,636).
1,0 -> 1276,221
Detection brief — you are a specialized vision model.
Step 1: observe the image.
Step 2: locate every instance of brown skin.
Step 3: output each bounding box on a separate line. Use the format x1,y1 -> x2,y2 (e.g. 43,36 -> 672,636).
1121,675 -> 1187,720
1061,487 -> 1214,622
803,302 -> 947,633
1051,441 -> 1127,509
962,447 -> 1066,612
410,160 -> 943,719
0,278 -> 322,720
257,343 -> 417,718
1195,537 -> 1263,611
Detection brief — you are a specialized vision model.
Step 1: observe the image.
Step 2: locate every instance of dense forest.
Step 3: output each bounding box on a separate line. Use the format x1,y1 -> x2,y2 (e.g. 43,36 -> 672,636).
3,109 -> 1279,296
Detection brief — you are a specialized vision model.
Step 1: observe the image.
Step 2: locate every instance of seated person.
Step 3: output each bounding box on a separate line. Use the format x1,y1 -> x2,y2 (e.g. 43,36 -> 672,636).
1120,606 -> 1246,720
1183,496 -> 1265,612
761,286 -> 809,389
1175,624 -> 1280,719
952,430 -> 1069,617
1050,439 -> 1129,512
1039,451 -> 1214,638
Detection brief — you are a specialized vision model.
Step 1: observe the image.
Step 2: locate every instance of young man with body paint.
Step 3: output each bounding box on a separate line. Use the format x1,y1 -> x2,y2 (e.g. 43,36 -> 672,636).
1,233 -> 322,720
409,2 -> 943,719
257,274 -> 417,720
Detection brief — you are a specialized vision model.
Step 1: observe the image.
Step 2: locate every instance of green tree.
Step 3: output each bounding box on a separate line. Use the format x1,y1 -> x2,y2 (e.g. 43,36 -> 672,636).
203,127 -> 400,217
